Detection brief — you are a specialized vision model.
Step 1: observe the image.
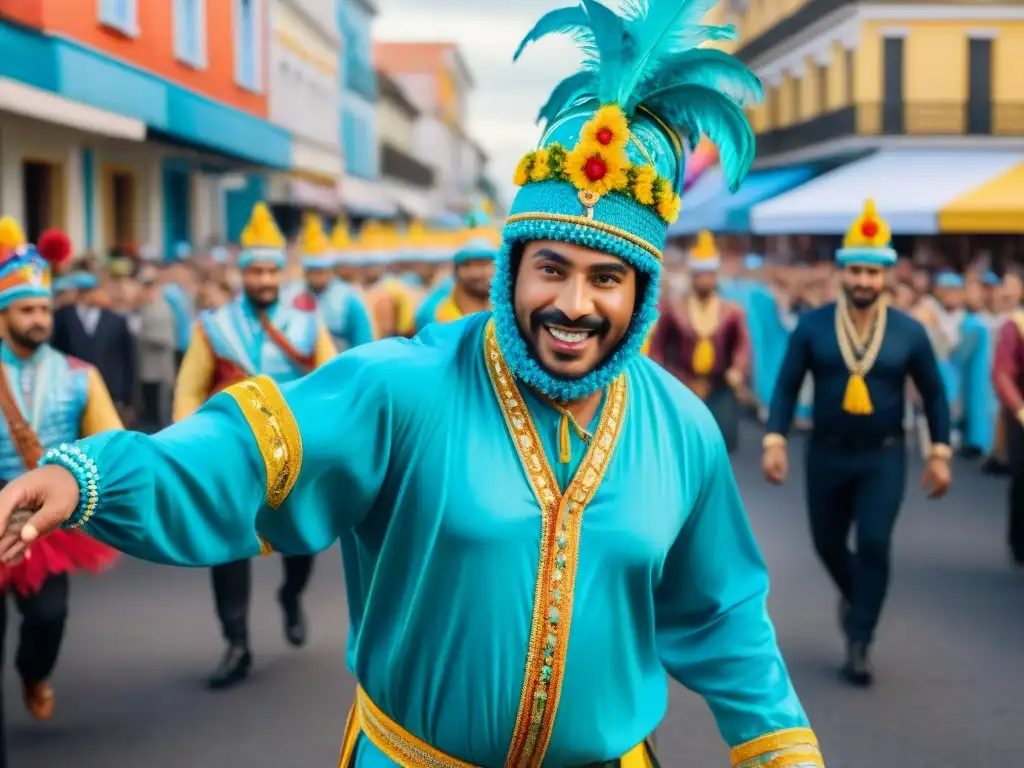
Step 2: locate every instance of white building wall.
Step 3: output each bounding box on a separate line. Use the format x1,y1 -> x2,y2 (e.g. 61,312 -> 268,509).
269,0 -> 342,178
0,114 -> 165,254
376,97 -> 414,155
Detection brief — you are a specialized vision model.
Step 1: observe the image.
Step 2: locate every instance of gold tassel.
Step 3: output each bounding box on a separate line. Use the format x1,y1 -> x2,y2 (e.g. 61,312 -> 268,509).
558,410 -> 571,464
842,373 -> 874,415
692,337 -> 715,375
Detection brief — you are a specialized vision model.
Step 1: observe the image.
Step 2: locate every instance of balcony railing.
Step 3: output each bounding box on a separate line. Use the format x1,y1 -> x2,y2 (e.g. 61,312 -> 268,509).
345,61 -> 377,100
381,143 -> 434,188
756,102 -> 1024,157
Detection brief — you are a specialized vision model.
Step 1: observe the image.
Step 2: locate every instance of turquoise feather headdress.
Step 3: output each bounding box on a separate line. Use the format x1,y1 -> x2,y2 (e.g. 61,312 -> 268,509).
492,0 -> 762,401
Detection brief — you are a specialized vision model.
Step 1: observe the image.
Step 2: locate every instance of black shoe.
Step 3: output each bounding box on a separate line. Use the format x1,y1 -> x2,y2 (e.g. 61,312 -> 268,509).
207,644 -> 252,690
839,641 -> 873,687
278,589 -> 307,648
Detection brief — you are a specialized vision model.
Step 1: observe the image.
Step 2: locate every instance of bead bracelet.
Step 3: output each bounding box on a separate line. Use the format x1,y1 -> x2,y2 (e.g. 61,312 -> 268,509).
39,443 -> 100,530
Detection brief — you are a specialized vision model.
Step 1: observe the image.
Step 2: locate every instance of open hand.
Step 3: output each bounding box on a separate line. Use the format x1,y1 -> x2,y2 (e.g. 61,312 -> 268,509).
0,465 -> 81,564
920,458 -> 951,499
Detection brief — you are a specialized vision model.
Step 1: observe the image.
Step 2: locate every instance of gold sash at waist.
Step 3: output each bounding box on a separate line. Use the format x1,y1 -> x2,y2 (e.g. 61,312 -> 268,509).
338,685 -> 654,767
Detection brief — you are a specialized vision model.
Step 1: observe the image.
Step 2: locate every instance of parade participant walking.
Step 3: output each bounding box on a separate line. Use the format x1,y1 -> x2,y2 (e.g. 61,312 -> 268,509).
285,214 -> 374,352
0,231 -> 123,767
763,199 -> 951,687
170,202 -> 336,689
991,311 -> 1024,565
649,230 -> 751,452
0,2 -> 826,765
415,211 -> 497,330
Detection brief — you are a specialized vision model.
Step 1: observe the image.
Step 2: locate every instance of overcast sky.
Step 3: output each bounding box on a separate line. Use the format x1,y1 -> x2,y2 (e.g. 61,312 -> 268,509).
374,0 -> 583,206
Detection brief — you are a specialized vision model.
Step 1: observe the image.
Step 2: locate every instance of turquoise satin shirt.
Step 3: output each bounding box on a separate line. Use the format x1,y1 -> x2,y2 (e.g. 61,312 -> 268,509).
68,313 -> 818,766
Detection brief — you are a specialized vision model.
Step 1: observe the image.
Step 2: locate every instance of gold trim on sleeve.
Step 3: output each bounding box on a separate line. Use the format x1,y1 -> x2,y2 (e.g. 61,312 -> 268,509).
222,374 -> 303,510
731,728 -> 822,767
483,320 -> 627,768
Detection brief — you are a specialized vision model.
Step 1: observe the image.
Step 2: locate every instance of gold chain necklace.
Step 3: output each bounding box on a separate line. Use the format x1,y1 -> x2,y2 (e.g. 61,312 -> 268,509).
835,294 -> 888,415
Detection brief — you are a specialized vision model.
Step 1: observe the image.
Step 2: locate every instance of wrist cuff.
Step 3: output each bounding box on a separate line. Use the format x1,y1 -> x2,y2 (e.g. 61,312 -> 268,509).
40,443 -> 100,530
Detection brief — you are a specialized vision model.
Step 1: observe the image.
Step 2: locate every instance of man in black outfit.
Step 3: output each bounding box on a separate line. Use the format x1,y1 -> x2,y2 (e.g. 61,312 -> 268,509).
51,273 -> 136,421
762,200 -> 952,687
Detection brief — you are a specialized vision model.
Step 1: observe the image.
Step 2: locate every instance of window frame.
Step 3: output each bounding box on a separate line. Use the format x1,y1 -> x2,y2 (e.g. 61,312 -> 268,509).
98,0 -> 139,37
174,0 -> 208,70
234,0 -> 264,93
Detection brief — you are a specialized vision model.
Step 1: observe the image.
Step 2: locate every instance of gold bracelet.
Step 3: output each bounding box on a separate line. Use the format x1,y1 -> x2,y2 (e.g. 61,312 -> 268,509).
929,443 -> 953,461
725,368 -> 744,387
762,433 -> 787,451
1016,407 -> 1024,427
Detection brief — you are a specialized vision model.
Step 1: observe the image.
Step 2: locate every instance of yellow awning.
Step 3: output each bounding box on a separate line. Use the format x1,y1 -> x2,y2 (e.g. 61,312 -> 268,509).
939,162 -> 1024,233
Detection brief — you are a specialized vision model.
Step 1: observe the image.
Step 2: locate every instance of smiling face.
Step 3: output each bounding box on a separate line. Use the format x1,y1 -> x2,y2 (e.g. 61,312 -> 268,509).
513,239 -> 638,382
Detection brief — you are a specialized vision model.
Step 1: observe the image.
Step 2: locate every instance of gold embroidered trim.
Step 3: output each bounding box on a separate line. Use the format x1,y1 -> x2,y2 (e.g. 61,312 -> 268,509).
356,686 -> 476,768
222,374 -> 302,510
504,212 -> 663,261
483,320 -> 627,768
731,727 -> 821,766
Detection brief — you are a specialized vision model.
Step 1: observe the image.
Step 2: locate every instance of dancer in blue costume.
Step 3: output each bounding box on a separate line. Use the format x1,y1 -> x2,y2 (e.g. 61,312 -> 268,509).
415,209 -> 498,331
283,214 -> 374,352
0,2 -> 824,766
763,199 -> 951,688
171,202 -> 337,690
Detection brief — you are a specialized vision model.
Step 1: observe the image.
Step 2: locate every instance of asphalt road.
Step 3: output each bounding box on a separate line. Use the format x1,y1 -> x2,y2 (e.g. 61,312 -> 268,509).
6,424 -> 1023,767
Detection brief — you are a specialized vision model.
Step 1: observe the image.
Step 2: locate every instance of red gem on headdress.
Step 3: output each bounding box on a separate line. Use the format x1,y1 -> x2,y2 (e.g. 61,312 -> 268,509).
596,128 -> 613,145
583,156 -> 607,181
860,220 -> 878,237
37,229 -> 72,266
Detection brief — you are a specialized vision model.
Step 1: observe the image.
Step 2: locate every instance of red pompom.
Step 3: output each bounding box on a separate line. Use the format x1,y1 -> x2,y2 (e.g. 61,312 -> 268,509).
860,220 -> 878,238
36,229 -> 72,266
293,292 -> 317,311
583,156 -> 608,182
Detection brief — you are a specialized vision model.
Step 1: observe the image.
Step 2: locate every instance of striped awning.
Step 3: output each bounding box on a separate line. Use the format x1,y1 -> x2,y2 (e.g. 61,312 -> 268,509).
939,162 -> 1024,233
750,150 -> 1024,235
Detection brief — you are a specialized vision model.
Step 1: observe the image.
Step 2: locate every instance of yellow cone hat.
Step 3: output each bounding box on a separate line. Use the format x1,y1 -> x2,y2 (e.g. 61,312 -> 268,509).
689,229 -> 719,273
836,199 -> 896,267
238,203 -> 286,268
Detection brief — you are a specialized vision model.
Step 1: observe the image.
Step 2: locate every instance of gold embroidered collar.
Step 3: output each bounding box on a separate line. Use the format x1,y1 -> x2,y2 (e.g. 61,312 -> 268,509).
482,319 -> 627,767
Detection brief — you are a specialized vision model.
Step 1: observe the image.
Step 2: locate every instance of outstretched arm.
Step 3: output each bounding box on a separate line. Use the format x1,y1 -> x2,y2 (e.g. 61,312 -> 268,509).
656,427 -> 823,767
46,343 -> 402,567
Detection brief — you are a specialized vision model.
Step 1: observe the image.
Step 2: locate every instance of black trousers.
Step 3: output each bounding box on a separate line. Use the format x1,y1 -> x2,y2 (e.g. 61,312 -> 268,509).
1007,420 -> 1024,563
0,574 -> 69,768
805,439 -> 906,645
211,555 -> 314,645
139,382 -> 165,433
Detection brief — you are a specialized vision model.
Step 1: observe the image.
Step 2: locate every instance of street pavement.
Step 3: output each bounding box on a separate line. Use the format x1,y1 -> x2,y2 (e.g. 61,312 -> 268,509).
6,423 -> 1023,767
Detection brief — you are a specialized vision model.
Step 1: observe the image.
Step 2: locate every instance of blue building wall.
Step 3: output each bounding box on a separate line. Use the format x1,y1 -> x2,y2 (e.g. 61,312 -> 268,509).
339,0 -> 379,180
0,21 -> 292,169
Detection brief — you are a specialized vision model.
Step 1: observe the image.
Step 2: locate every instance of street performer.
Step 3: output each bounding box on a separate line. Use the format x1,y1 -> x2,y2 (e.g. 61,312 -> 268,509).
990,309 -> 1024,566
763,199 -> 951,688
171,202 -> 336,690
415,211 -> 497,330
649,229 -> 750,452
0,2 -> 826,765
0,228 -> 122,767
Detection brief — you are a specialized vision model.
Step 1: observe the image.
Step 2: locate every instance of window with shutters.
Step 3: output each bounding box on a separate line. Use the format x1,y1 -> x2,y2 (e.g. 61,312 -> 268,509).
98,0 -> 138,36
174,0 -> 207,69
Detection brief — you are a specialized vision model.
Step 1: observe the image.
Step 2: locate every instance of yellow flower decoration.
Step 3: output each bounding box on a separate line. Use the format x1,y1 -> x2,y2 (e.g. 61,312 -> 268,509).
581,104 -> 630,151
513,154 -> 533,187
632,166 -> 657,205
530,148 -> 551,182
565,139 -> 629,197
657,192 -> 682,224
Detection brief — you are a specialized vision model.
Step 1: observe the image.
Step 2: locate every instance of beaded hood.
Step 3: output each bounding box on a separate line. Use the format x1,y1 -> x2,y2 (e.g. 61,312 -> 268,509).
493,0 -> 762,400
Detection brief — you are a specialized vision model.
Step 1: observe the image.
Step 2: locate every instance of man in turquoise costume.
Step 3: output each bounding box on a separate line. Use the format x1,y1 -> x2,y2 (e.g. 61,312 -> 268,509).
0,2 -> 825,766
283,214 -> 375,352
171,202 -> 336,689
763,200 -> 951,688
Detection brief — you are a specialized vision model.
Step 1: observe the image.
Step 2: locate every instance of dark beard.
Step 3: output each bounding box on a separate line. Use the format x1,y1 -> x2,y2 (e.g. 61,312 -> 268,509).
7,328 -> 46,351
843,284 -> 879,310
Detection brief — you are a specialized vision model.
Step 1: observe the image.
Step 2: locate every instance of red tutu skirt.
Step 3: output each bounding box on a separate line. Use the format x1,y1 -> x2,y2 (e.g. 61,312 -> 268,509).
0,530 -> 119,596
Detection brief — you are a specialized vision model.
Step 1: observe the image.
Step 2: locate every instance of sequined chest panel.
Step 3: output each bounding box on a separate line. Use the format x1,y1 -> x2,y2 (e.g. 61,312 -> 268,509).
0,351 -> 89,481
200,299 -> 318,384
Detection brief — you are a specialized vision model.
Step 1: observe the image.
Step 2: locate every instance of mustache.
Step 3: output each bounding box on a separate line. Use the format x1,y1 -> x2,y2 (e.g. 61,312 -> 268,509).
530,308 -> 609,336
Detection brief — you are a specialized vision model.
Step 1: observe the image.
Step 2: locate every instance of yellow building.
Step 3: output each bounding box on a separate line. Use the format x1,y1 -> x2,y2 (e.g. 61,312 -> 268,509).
698,1 -> 1024,235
